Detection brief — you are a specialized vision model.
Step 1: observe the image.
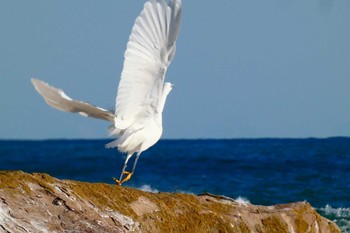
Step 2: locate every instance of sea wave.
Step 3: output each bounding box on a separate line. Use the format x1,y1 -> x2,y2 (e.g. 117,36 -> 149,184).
137,184 -> 195,195
316,205 -> 350,233
234,196 -> 251,205
136,185 -> 251,206
138,184 -> 159,193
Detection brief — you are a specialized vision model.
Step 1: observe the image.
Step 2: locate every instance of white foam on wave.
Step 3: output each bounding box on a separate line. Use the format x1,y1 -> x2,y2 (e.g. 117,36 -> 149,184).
235,196 -> 251,205
137,184 -> 195,195
321,205 -> 350,217
317,205 -> 350,232
138,184 -> 159,193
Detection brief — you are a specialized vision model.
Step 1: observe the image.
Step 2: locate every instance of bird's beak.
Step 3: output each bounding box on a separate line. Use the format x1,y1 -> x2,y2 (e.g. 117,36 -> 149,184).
171,84 -> 175,88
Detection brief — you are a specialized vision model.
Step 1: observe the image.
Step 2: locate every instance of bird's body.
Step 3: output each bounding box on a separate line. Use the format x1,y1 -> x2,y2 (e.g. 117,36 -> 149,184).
31,0 -> 182,185
110,115 -> 163,155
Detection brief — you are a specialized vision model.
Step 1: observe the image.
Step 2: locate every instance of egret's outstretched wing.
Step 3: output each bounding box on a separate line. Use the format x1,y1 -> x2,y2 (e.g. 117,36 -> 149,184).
115,0 -> 182,129
31,78 -> 115,122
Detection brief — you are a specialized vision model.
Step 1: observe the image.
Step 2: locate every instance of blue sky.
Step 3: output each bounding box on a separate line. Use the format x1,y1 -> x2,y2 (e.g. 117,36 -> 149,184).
1,0 -> 349,139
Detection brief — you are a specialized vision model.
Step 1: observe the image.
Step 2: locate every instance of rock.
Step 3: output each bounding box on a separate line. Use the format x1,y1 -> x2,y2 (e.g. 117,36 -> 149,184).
0,171 -> 340,233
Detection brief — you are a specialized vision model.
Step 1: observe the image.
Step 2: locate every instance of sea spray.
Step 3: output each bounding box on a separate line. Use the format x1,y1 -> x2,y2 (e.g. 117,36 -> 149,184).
317,205 -> 350,233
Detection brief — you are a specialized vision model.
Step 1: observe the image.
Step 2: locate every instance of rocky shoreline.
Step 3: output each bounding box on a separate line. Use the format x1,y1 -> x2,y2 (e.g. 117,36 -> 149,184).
0,171 -> 340,232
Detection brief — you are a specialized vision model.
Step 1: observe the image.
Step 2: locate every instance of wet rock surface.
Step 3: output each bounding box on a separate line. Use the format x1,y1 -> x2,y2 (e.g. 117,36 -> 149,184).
0,171 -> 340,233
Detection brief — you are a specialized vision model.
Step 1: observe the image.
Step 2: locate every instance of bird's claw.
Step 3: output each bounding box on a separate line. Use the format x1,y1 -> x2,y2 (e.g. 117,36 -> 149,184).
122,171 -> 133,182
113,171 -> 133,186
113,177 -> 122,185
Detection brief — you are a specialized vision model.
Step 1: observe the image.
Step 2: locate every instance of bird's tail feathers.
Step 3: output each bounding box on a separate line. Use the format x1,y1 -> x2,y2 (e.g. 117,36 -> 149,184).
105,139 -> 119,149
105,126 -> 143,153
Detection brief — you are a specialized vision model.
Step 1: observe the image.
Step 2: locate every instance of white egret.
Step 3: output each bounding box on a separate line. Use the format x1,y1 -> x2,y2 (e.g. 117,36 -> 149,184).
31,0 -> 182,185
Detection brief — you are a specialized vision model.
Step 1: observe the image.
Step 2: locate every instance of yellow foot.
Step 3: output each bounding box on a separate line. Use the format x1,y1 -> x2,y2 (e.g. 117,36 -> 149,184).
113,171 -> 133,186
122,171 -> 133,183
113,177 -> 122,186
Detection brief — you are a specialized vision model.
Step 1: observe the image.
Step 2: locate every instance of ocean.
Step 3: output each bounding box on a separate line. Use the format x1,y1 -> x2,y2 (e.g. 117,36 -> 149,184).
0,138 -> 349,232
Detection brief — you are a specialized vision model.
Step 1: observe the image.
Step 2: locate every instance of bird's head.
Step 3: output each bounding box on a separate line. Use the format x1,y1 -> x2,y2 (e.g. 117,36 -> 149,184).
163,82 -> 174,96
156,82 -> 174,114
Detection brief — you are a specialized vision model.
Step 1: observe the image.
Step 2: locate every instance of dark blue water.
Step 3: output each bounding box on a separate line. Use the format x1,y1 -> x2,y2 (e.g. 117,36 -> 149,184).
0,138 -> 349,231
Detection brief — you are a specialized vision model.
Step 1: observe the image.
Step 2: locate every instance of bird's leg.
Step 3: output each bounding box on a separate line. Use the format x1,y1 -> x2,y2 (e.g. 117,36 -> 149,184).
131,152 -> 142,175
122,152 -> 141,183
117,152 -> 142,184
115,152 -> 142,185
113,153 -> 132,185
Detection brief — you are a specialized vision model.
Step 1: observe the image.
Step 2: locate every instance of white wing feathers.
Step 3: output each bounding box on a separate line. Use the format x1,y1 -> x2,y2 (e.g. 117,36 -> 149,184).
31,0 -> 182,134
31,78 -> 115,122
114,0 -> 182,130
